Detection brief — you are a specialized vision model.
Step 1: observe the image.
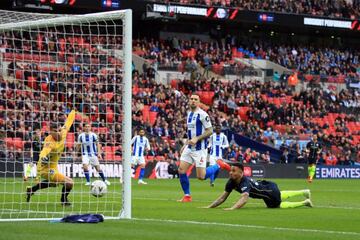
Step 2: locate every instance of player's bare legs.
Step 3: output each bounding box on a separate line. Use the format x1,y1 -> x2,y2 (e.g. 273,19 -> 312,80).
196,167 -> 206,180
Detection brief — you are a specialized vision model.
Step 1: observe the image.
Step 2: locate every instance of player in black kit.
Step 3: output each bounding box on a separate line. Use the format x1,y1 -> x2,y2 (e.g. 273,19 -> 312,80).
306,134 -> 322,183
202,163 -> 313,210
24,129 -> 41,181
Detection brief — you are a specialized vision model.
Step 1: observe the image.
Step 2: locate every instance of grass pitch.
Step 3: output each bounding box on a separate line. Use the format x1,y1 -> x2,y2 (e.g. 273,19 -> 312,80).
0,178 -> 359,240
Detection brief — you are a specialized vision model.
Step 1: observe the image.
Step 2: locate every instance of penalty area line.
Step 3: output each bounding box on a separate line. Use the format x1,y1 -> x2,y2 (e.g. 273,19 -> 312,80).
132,218 -> 360,236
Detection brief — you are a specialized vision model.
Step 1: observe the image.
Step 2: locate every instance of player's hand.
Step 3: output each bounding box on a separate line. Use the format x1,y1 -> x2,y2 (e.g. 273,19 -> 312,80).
223,208 -> 234,211
188,137 -> 199,146
40,156 -> 49,163
98,153 -> 103,160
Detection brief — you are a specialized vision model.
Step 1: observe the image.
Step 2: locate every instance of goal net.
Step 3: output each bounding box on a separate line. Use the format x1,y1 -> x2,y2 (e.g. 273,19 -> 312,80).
0,9 -> 132,221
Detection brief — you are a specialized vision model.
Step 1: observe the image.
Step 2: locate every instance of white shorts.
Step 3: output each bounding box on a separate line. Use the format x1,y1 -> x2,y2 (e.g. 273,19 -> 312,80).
82,155 -> 100,167
131,156 -> 146,165
209,156 -> 221,166
180,147 -> 207,168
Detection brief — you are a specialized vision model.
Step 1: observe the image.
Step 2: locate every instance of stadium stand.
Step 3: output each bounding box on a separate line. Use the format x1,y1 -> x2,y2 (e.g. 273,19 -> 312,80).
0,25 -> 359,166
151,0 -> 360,19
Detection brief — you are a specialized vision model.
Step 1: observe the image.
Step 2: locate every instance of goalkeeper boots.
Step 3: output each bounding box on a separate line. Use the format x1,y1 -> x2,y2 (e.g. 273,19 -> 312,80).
61,199 -> 72,207
26,186 -> 34,202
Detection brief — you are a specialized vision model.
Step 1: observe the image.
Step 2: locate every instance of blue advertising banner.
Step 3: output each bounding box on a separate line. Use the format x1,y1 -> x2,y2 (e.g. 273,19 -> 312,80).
316,166 -> 360,179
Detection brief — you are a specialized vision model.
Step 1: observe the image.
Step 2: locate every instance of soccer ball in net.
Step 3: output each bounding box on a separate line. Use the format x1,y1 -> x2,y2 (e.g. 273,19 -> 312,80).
91,180 -> 108,198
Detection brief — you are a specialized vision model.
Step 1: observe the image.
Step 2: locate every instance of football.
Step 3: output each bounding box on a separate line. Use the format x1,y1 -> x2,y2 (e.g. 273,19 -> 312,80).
90,180 -> 107,198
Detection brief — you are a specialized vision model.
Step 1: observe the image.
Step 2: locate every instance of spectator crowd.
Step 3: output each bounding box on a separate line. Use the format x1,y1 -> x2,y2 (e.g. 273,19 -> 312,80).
0,27 -> 359,166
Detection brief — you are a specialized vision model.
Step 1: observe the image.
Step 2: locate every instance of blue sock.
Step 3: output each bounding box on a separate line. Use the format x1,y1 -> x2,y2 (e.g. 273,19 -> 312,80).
205,164 -> 220,180
84,170 -> 90,183
139,168 -> 145,180
179,173 -> 190,195
99,171 -> 106,181
209,172 -> 215,184
214,168 -> 220,180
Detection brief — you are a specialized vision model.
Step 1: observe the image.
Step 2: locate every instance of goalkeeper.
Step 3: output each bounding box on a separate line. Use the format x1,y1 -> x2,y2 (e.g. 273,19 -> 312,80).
26,110 -> 76,206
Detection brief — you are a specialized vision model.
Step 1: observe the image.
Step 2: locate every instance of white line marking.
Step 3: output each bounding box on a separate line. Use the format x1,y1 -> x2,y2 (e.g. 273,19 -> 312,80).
133,218 -> 360,236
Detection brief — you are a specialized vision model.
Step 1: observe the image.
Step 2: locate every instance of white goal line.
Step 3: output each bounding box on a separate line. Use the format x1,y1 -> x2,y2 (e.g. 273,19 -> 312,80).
132,218 -> 360,237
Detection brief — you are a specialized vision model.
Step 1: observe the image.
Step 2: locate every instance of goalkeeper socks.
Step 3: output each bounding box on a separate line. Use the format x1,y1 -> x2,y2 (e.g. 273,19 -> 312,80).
139,168 -> 145,180
281,190 -> 306,201
61,185 -> 71,202
280,201 -> 306,209
179,173 -> 190,195
98,171 -> 106,182
84,170 -> 90,183
205,164 -> 220,180
31,181 -> 55,192
308,165 -> 316,180
25,164 -> 32,178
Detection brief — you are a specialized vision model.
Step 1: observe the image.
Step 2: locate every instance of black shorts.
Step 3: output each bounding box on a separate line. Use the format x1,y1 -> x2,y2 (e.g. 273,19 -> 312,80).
260,181 -> 282,208
308,158 -> 317,165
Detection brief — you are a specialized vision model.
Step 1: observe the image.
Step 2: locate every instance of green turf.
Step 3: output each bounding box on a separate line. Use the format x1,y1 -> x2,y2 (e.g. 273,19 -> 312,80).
0,178 -> 359,240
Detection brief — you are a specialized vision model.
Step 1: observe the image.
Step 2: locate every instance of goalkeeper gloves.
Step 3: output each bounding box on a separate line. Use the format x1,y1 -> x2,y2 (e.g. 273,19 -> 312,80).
40,156 -> 49,163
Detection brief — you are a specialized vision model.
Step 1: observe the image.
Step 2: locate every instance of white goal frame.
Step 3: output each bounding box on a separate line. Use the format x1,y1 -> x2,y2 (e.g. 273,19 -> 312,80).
0,9 -> 132,221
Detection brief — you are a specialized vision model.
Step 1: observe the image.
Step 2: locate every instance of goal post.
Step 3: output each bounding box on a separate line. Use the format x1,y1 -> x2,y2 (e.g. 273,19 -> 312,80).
0,9 -> 132,221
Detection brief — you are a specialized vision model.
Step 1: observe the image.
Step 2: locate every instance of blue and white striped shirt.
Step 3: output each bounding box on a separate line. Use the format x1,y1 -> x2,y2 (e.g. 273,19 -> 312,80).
209,132 -> 229,158
131,135 -> 150,157
78,132 -> 99,157
186,108 -> 212,151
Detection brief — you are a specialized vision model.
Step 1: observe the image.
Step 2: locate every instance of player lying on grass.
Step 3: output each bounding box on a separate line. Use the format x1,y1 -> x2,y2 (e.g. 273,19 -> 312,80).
26,110 -> 76,206
202,163 -> 313,210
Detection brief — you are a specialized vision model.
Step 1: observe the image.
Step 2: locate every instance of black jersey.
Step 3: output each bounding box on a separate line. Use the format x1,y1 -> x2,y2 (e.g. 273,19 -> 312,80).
32,135 -> 42,162
306,141 -> 322,160
225,177 -> 281,208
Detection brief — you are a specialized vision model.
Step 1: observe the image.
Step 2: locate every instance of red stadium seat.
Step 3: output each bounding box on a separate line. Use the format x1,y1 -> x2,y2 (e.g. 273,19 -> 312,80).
15,70 -> 23,79
102,92 -> 114,101
106,109 -> 114,123
142,105 -> 150,123
41,83 -> 48,92
66,133 -> 75,148
170,79 -> 178,89
12,138 -> 24,150
237,107 -> 249,121
103,146 -> 114,161
27,76 -> 37,90
149,111 -> 158,126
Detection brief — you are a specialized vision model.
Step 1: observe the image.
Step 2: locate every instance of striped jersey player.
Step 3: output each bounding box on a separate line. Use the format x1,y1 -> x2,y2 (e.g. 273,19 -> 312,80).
208,125 -> 229,186
76,123 -> 110,186
131,128 -> 151,185
209,125 -> 229,165
178,94 -> 230,202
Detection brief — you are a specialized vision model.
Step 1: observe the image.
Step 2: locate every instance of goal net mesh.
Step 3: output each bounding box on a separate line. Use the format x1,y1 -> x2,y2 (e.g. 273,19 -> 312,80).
0,9 -> 132,220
